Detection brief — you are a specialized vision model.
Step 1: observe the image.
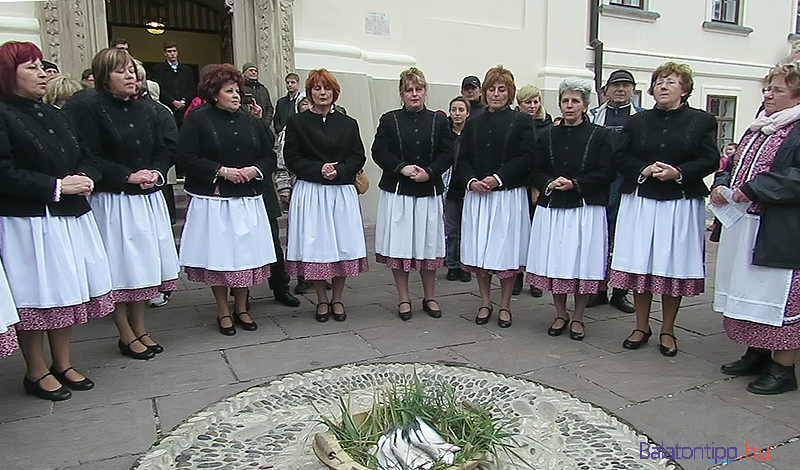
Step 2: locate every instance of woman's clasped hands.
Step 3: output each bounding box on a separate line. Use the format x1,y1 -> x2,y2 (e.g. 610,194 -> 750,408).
547,176 -> 575,192
61,174 -> 94,196
400,164 -> 431,183
642,161 -> 681,182
127,169 -> 161,189
218,166 -> 261,184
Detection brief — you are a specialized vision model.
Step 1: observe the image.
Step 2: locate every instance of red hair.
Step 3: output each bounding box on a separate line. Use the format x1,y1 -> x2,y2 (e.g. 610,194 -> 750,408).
0,41 -> 43,102
197,64 -> 244,103
305,69 -> 341,105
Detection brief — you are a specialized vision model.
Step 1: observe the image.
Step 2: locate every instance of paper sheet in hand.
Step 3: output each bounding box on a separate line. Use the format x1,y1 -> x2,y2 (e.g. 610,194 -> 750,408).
709,187 -> 751,228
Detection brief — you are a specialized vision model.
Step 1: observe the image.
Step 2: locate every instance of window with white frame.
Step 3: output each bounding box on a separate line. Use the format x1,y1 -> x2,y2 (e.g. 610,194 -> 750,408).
707,95 -> 737,148
610,0 -> 643,8
712,0 -> 741,24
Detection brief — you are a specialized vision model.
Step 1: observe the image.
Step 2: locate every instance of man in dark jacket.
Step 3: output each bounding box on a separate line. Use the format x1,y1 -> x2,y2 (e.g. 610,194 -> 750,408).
151,41 -> 195,126
461,75 -> 486,118
242,62 -> 275,134
273,72 -> 301,135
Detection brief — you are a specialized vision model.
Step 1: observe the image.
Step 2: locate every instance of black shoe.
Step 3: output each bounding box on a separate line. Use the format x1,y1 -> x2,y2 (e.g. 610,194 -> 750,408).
721,348 -> 772,376
512,274 -> 523,295
747,361 -> 798,395
118,338 -> 157,359
446,269 -> 460,281
610,294 -> 635,313
136,333 -> 163,354
530,286 -> 543,298
547,317 -> 569,336
475,305 -> 492,325
586,292 -> 609,308
569,321 -> 585,341
274,289 -> 301,307
330,301 -> 347,322
49,366 -> 94,391
459,270 -> 472,282
23,373 -> 71,401
315,302 -> 330,323
622,328 -> 652,350
294,279 -> 310,295
498,308 -> 512,328
422,299 -> 442,318
217,315 -> 236,336
659,332 -> 678,357
233,311 -> 258,331
398,301 -> 412,321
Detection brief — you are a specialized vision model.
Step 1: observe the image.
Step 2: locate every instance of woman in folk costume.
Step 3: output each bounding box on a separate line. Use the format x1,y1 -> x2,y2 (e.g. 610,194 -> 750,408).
372,67 -> 454,320
713,62 -> 800,395
526,78 -> 615,341
283,69 -> 369,322
456,65 -> 535,328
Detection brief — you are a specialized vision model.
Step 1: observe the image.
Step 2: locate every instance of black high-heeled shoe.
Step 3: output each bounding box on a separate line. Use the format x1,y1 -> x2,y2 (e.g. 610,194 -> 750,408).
422,299 -> 442,318
398,301 -> 412,321
23,373 -> 71,401
217,315 -> 237,336
315,302 -> 330,323
330,301 -> 347,322
569,320 -> 585,341
233,311 -> 258,331
136,333 -> 163,354
547,316 -> 569,336
475,305 -> 493,325
49,366 -> 94,391
659,332 -> 678,357
497,308 -> 512,328
118,338 -> 156,359
622,328 -> 652,350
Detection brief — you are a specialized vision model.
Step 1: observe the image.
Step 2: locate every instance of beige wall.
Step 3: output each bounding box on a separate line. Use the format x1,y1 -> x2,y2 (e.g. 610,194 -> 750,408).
109,26 -> 222,70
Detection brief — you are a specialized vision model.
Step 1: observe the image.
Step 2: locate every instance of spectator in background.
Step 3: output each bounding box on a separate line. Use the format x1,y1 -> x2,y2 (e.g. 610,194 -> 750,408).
151,41 -> 195,127
275,93 -> 308,213
242,62 -> 275,133
110,38 -> 129,51
41,60 -> 59,81
444,96 -> 471,283
43,76 -> 83,109
274,72 -> 301,135
81,68 -> 94,89
461,75 -> 486,118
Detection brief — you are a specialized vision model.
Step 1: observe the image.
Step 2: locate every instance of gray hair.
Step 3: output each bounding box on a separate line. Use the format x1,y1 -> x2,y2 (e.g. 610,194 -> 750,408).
558,77 -> 592,105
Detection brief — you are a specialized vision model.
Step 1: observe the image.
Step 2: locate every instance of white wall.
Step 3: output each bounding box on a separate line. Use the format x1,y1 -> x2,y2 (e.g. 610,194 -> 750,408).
0,2 -> 40,46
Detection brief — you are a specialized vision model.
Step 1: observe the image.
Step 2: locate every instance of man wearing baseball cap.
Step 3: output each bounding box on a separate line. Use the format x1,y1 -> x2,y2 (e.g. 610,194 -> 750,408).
461,75 -> 486,118
241,62 -> 275,132
586,69 -> 644,313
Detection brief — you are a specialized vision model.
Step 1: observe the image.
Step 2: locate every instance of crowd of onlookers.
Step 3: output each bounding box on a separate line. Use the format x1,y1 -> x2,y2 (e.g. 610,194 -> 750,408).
0,37 -> 799,405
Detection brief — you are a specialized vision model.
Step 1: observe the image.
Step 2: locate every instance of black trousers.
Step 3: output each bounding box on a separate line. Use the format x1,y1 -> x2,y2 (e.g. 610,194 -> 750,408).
268,217 -> 291,293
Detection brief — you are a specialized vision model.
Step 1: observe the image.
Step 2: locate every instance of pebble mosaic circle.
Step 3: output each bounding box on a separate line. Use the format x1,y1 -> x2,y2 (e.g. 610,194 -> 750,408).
132,363 -> 678,470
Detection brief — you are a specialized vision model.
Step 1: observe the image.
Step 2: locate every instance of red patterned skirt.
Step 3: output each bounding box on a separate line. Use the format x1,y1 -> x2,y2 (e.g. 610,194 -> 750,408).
285,258 -> 369,281
527,274 -> 606,295
608,270 -> 704,297
375,254 -> 445,272
185,266 -> 270,288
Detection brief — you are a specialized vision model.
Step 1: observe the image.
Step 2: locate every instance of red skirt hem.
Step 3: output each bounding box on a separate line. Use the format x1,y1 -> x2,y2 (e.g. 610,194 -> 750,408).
375,254 -> 445,272
461,265 -> 522,280
608,269 -> 704,297
526,274 -> 606,295
111,279 -> 178,303
185,266 -> 270,288
16,292 -> 115,331
285,258 -> 369,280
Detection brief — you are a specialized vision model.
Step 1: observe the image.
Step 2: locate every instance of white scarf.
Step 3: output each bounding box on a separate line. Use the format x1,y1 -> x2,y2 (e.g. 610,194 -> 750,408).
749,102 -> 800,135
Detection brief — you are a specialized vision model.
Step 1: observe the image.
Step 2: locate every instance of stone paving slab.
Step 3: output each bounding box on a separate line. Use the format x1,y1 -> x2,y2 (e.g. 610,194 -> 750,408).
700,378 -> 800,432
155,379 -> 262,432
759,440 -> 800,470
57,455 -> 139,470
272,302 -> 397,338
521,365 -> 634,411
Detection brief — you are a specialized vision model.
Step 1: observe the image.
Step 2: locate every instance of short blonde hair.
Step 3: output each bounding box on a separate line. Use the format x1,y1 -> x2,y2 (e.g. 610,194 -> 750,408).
517,84 -> 546,120
648,61 -> 694,102
482,65 -> 516,107
43,75 -> 82,107
399,67 -> 427,93
766,61 -> 800,98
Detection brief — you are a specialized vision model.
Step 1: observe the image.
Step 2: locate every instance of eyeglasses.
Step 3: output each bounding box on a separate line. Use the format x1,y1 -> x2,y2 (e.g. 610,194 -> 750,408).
762,86 -> 790,95
654,79 -> 682,87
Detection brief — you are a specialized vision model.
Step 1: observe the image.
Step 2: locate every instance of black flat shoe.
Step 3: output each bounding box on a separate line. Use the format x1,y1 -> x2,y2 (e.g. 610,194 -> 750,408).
446,269 -> 460,281
398,301 -> 412,321
622,328 -> 651,350
137,333 -> 163,354
315,302 -> 330,323
422,299 -> 442,318
274,289 -> 301,307
458,270 -> 472,282
217,315 -> 237,336
474,305 -> 492,325
294,279 -> 310,294
747,361 -> 798,395
586,292 -> 608,308
118,338 -> 156,359
610,294 -> 635,314
497,308 -> 512,328
512,273 -> 523,295
530,286 -> 543,298
330,301 -> 347,322
23,373 -> 71,401
569,320 -> 585,341
659,332 -> 678,357
233,311 -> 258,331
49,366 -> 94,391
721,348 -> 772,376
547,317 -> 569,336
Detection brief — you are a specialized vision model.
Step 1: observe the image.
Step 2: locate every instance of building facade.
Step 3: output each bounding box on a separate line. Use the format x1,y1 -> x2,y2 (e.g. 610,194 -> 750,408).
0,0 -> 797,223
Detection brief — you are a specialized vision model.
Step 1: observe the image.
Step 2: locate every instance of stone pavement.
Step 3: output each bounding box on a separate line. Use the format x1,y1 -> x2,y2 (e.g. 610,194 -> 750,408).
0,228 -> 798,470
